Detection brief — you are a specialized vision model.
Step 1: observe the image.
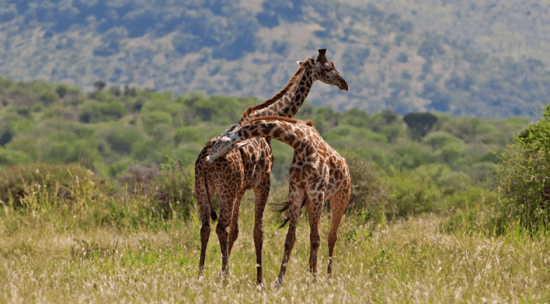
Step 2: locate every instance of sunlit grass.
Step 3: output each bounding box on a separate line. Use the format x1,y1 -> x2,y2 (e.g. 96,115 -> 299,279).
1,195 -> 549,303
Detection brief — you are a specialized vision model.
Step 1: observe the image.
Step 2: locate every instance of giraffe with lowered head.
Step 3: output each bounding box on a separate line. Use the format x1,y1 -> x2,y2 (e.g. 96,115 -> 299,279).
205,116 -> 351,285
194,49 -> 348,285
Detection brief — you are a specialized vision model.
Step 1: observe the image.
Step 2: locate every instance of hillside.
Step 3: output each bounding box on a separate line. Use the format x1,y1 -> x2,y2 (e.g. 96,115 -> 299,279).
0,77 -> 531,188
0,1 -> 548,118
363,0 -> 550,63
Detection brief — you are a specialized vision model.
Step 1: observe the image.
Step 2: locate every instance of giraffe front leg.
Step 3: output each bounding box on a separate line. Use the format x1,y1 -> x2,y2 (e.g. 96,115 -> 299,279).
253,179 -> 270,286
275,186 -> 305,287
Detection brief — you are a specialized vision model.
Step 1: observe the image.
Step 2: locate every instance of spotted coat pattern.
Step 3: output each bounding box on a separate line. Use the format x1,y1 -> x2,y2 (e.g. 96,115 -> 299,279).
206,116 -> 351,285
195,49 -> 349,285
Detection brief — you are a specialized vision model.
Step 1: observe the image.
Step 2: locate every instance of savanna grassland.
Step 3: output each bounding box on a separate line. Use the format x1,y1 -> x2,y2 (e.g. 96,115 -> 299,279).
1,78 -> 550,303
1,192 -> 549,303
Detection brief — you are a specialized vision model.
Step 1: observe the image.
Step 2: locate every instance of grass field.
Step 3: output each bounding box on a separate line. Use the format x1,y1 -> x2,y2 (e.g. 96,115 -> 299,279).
1,194 -> 549,304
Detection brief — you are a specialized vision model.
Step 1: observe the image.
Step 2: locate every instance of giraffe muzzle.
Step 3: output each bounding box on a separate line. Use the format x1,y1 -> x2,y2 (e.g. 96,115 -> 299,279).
338,81 -> 349,91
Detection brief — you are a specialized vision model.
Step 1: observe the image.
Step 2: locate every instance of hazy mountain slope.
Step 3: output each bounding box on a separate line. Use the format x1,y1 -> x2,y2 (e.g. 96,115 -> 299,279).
0,0 -> 548,119
360,0 -> 550,64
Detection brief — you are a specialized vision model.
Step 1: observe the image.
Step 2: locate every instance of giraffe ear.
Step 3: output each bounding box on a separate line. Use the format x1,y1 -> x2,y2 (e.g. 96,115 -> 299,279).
236,142 -> 248,149
297,61 -> 303,65
308,58 -> 318,66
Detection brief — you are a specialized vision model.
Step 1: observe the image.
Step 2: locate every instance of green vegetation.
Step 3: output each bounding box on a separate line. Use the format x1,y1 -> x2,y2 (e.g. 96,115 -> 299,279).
498,104 -> 550,233
1,77 -> 532,187
2,78 -> 550,302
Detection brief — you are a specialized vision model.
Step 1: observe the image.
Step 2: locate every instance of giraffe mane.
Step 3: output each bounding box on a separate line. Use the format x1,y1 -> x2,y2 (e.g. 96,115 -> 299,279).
245,115 -> 314,127
239,61 -> 310,123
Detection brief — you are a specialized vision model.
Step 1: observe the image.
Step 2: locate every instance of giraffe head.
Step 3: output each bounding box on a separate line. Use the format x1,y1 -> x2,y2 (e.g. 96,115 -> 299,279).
298,49 -> 349,91
204,124 -> 242,166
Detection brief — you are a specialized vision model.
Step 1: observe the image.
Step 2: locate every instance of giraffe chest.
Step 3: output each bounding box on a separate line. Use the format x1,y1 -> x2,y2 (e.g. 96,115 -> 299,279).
239,138 -> 273,189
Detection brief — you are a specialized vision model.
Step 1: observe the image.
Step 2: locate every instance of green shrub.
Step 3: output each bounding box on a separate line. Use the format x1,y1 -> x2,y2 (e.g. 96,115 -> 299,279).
79,101 -> 126,123
0,148 -> 32,166
0,163 -> 113,207
390,143 -> 431,170
346,156 -> 386,224
438,142 -> 465,165
174,127 -> 202,145
55,84 -> 68,98
131,139 -> 164,162
118,157 -> 195,220
108,158 -> 134,178
383,167 -> 442,219
424,131 -> 462,150
441,187 -> 500,234
341,108 -> 370,128
497,104 -> 550,233
104,128 -> 142,154
141,111 -> 173,131
437,171 -> 471,195
39,91 -> 57,107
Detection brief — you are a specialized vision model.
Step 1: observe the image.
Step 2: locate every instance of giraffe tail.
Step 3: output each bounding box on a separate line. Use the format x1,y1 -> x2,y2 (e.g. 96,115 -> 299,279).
197,170 -> 217,222
271,198 -> 307,228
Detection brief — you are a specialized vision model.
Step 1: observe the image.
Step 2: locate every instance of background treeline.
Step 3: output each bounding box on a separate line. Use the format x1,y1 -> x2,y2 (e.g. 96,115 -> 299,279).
3,77 -> 548,235
0,0 -> 549,118
0,76 -> 530,187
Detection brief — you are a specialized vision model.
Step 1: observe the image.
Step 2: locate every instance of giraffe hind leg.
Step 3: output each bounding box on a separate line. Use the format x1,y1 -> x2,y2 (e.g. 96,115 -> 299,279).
275,186 -> 305,286
197,177 -> 216,278
227,190 -> 245,257
306,188 -> 324,279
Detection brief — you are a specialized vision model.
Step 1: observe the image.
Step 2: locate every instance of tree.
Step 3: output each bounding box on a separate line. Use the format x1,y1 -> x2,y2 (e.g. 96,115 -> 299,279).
403,112 -> 438,139
55,85 -> 67,98
94,81 -> 106,92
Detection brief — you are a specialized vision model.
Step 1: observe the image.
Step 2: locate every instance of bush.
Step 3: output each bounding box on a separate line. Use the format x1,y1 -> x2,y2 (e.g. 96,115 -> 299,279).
174,127 -> 202,145
383,166 -> 442,219
0,163 -> 113,207
424,131 -> 462,150
55,85 -> 67,98
118,157 -> 195,220
346,156 -> 385,223
131,139 -> 164,162
390,143 -> 431,170
104,128 -> 142,154
79,101 -> 126,123
0,148 -> 32,166
39,91 -> 57,107
497,103 -> 550,233
141,111 -> 173,131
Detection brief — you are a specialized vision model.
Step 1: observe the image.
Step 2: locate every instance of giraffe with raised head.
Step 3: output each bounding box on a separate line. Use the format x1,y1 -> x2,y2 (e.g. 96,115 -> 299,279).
194,49 -> 348,285
205,116 -> 351,285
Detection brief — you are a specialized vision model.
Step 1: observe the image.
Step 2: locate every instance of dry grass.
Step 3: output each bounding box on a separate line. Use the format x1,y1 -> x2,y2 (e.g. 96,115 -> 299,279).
1,197 -> 549,304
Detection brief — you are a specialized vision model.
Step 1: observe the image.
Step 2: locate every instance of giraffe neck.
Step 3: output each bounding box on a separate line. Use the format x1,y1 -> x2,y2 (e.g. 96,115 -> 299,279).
234,119 -> 313,154
240,66 -> 314,124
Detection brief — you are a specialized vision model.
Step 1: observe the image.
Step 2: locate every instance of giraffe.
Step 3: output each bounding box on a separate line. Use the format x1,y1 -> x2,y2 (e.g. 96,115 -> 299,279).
194,49 -> 348,285
205,116 -> 351,285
